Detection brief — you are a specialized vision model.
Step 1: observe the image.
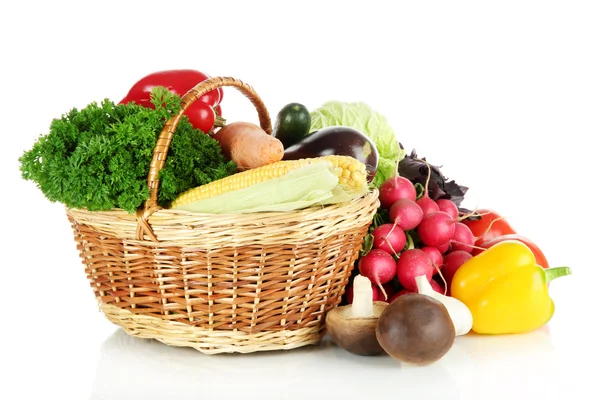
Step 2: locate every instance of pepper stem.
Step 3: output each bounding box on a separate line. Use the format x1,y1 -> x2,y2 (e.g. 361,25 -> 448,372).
545,266 -> 572,283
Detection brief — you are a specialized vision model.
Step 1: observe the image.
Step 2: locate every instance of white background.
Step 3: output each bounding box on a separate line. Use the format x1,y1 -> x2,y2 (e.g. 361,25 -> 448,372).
1,1 -> 598,399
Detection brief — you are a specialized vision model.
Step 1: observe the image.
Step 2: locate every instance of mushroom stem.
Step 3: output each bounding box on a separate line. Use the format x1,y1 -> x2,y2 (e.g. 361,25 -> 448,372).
350,275 -> 374,318
415,275 -> 473,336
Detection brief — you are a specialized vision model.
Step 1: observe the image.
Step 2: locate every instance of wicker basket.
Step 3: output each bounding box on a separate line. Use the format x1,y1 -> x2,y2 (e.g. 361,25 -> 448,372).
66,76 -> 380,354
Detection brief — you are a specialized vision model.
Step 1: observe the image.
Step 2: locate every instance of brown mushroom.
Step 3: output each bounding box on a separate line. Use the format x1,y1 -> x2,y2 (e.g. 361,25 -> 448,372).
325,275 -> 388,356
376,293 -> 455,365
326,300 -> 389,356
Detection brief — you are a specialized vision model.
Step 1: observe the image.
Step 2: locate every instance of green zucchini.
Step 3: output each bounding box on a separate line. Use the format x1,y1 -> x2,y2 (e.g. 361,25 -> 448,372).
272,102 -> 312,148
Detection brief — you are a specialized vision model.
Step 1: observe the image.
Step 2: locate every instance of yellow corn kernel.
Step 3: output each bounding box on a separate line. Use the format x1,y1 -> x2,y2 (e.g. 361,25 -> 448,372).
169,155 -> 367,209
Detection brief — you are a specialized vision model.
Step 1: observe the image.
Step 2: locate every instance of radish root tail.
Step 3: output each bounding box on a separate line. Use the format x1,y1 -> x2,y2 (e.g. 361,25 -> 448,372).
434,262 -> 449,296
376,280 -> 388,301
449,240 -> 488,252
468,215 -> 513,240
386,218 -> 402,258
457,208 -> 495,222
414,157 -> 433,198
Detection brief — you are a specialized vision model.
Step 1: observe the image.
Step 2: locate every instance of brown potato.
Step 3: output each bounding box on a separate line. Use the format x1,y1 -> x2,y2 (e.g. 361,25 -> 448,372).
213,122 -> 284,170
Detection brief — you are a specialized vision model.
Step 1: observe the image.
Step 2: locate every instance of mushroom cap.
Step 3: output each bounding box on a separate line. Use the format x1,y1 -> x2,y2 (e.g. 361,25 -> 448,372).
325,301 -> 388,356
376,293 -> 455,365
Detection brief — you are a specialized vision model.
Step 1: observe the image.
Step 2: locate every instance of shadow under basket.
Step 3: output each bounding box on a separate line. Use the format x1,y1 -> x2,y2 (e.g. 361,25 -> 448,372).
64,76 -> 379,354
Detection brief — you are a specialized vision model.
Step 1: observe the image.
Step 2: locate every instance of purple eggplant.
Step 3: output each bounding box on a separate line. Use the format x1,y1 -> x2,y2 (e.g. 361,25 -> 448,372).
282,126 -> 379,182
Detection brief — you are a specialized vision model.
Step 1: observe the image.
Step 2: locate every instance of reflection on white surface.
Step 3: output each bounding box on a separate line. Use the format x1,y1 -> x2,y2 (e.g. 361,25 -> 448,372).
90,326 -> 561,400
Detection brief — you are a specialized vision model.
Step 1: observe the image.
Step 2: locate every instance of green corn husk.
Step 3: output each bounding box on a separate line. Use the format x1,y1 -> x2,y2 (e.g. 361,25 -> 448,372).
173,161 -> 368,214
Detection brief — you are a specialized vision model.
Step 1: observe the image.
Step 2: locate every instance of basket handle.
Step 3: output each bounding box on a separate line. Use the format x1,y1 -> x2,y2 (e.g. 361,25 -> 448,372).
136,76 -> 272,241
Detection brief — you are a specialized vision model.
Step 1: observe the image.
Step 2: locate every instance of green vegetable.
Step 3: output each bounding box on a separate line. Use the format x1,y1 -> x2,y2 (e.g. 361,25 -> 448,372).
309,101 -> 404,187
272,102 -> 312,148
19,87 -> 237,213
172,161 -> 368,214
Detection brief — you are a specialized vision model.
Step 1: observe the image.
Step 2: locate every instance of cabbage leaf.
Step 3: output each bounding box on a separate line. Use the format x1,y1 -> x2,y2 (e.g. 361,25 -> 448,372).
309,101 -> 404,187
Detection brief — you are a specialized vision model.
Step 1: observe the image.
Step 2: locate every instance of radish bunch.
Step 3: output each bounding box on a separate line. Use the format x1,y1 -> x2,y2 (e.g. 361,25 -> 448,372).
348,174 -> 476,303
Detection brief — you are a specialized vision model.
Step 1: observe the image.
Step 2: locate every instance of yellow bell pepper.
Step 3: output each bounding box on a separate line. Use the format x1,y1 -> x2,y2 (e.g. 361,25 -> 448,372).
450,240 -> 571,335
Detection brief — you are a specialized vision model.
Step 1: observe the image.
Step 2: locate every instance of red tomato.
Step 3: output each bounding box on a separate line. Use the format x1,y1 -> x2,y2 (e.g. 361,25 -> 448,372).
186,102 -> 216,134
464,209 -> 517,246
473,234 -> 550,269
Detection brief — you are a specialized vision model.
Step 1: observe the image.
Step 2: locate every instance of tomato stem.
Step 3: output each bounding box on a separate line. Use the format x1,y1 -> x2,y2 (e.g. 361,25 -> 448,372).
214,115 -> 226,128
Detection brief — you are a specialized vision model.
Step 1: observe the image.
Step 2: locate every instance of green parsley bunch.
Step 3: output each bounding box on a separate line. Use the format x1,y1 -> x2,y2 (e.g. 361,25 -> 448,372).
19,87 -> 237,213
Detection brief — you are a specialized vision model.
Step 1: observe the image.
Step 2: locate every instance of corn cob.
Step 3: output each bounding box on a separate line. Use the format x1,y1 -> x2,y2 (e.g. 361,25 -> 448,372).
169,155 -> 367,209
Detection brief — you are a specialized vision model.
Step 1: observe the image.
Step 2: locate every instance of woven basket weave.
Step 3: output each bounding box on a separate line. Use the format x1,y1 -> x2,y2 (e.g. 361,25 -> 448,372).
66,76 -> 379,354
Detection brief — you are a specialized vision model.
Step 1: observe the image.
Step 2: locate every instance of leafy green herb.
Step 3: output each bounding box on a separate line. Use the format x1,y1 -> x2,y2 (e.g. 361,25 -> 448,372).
19,87 -> 237,213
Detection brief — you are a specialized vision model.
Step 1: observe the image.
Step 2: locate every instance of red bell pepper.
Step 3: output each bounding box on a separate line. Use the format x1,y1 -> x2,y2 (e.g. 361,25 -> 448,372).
472,234 -> 550,269
119,69 -> 224,133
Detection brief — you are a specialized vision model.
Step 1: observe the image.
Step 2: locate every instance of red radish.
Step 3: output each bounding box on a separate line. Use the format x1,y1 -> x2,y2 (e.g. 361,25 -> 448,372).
389,199 -> 424,231
441,250 -> 473,288
396,249 -> 435,292
389,288 -> 412,303
421,246 -> 443,273
450,222 -> 476,253
418,211 -> 456,247
358,249 -> 397,297
417,196 -> 439,216
345,282 -> 386,303
378,176 -> 417,209
372,223 -> 407,255
430,279 -> 444,294
436,241 -> 451,254
436,199 -> 459,220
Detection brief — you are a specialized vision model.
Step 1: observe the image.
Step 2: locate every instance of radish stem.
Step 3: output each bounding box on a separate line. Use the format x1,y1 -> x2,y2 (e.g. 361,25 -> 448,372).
415,157 -> 432,199
405,234 -> 415,250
